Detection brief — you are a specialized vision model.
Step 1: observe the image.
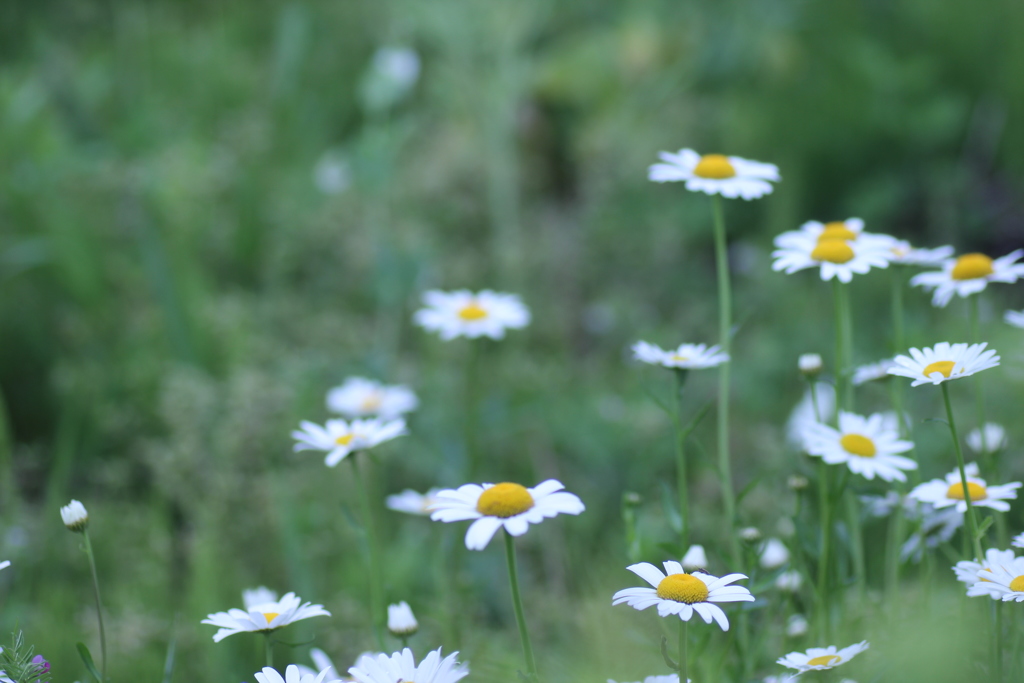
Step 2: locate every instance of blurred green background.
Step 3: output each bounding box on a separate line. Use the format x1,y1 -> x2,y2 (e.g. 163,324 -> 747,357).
2,0 -> 1023,681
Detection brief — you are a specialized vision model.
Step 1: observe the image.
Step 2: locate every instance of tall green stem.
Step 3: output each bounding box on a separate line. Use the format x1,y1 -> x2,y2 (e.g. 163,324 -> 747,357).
464,340 -> 482,479
969,297 -> 990,465
816,460 -> 831,642
710,195 -> 738,565
672,370 -> 690,550
503,531 -> 539,681
264,633 -> 273,668
832,280 -> 845,421
833,280 -> 853,413
351,454 -> 386,649
890,269 -> 907,438
678,620 -> 688,683
82,529 -> 107,679
940,383 -> 984,560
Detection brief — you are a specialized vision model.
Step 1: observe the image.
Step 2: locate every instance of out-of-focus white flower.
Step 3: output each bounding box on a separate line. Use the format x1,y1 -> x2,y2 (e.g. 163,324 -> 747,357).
61,500 -> 89,532
681,545 -> 708,570
359,47 -> 421,113
802,411 -> 916,483
759,538 -> 790,569
1005,310 -> 1024,329
798,354 -> 822,376
254,665 -> 338,683
349,648 -> 468,683
386,489 -> 441,516
909,462 -> 1021,513
327,377 -> 418,419
296,650 -> 379,682
778,642 -> 869,672
414,290 -> 529,341
772,219 -> 893,283
851,359 -> 897,385
243,587 -> 278,609
739,527 -> 762,542
632,341 -> 729,370
775,570 -> 803,592
292,418 -> 407,467
786,384 -> 835,450
387,602 -> 418,636
977,556 -> 1024,602
313,151 -> 351,195
608,676 -> 683,683
785,614 -> 808,637
887,240 -> 954,266
911,250 -> 1024,307
648,149 -> 779,199
953,548 -> 1018,599
202,592 -> 330,642
900,503 -> 963,563
966,423 -> 1007,454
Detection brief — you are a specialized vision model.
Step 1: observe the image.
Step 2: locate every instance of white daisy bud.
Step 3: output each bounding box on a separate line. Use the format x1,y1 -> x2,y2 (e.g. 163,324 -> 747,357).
966,423 -> 1008,454
680,545 -> 707,570
785,614 -> 808,637
775,570 -> 803,592
787,475 -> 809,491
759,538 -> 790,569
387,601 -> 418,636
60,500 -> 89,533
798,354 -> 822,377
738,527 -> 762,542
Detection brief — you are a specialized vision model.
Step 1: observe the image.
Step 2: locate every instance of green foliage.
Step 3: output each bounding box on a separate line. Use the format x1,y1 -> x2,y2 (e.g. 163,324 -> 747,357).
0,632 -> 52,683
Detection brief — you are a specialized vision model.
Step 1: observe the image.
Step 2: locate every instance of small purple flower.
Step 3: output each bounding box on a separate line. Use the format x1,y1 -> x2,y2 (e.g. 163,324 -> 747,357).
31,655 -> 50,674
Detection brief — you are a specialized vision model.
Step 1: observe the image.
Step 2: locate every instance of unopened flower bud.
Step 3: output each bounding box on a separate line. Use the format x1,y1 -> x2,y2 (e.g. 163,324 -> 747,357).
622,491 -> 642,507
786,613 -> 808,637
787,475 -> 809,491
759,537 -> 790,569
60,499 -> 89,533
798,354 -> 822,377
739,527 -> 762,542
387,601 -> 418,636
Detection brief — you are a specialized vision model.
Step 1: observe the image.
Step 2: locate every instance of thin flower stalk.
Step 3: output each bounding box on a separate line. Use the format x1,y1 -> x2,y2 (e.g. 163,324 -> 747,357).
82,528 -> 107,679
350,454 -> 387,649
677,620 -> 688,683
672,370 -> 690,550
503,531 -> 539,681
940,384 -> 984,560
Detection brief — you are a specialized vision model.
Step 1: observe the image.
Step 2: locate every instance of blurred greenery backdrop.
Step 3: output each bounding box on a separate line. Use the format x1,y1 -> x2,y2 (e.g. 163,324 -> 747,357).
1,0 -> 1023,681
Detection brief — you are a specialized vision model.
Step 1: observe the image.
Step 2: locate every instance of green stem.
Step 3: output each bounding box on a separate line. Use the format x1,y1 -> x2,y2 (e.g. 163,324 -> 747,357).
464,340 -> 482,479
940,383 -> 984,560
710,195 -> 738,565
845,489 -> 866,600
995,601 -> 1004,683
890,269 -> 908,440
503,531 -> 539,681
678,619 -> 688,683
264,633 -> 273,669
837,280 -> 854,413
969,297 -> 991,470
816,461 -> 831,642
832,280 -> 845,421
809,380 -> 823,424
82,529 -> 107,679
351,454 -> 387,649
672,370 -> 690,550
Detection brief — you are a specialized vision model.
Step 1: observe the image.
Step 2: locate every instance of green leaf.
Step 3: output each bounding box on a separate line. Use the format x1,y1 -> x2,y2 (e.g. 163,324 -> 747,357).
975,515 -> 994,540
660,481 -> 682,534
77,643 -> 104,683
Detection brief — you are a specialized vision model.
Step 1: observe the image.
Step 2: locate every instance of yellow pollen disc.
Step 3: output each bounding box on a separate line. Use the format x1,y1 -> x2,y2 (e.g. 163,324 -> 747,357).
458,302 -> 489,321
262,612 -> 280,623
922,360 -> 955,378
671,355 -> 689,362
810,239 -> 855,264
1010,576 -> 1024,592
840,433 -> 876,457
360,394 -> 382,412
946,481 -> 988,501
655,573 -> 710,604
818,222 -> 857,242
807,655 -> 841,667
693,154 -> 737,179
951,253 -> 994,280
476,483 -> 535,518
335,434 -> 354,446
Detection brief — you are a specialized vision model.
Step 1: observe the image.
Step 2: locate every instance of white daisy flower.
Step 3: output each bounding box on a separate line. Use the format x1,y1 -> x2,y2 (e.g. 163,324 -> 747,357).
773,219 -> 894,250
326,378 -> 418,419
771,224 -> 891,283
775,570 -> 803,592
888,240 -> 954,266
428,480 -> 585,550
254,665 -> 339,683
386,489 -> 441,516
909,463 -> 1021,513
802,411 -> 916,482
348,648 -> 468,683
967,423 -> 1008,454
0,561 -> 9,572
202,592 -> 330,642
759,538 -> 790,569
413,290 -> 530,341
611,561 -> 754,631
631,341 -> 729,370
777,641 -> 869,672
851,358 -> 897,385
786,384 -> 835,450
900,503 -> 963,563
296,650 -> 379,683
681,545 -> 708,571
292,418 -> 407,467
647,149 -> 779,199
977,555 -> 1024,602
785,614 -> 808,637
1012,533 -> 1024,549
1006,310 -> 1024,329
953,548 -> 1018,599
608,676 -> 685,683
60,499 -> 89,532
243,587 -> 278,609
887,342 -> 999,386
387,601 -> 418,636
910,250 -> 1024,307
798,353 -> 822,376
762,677 -> 799,683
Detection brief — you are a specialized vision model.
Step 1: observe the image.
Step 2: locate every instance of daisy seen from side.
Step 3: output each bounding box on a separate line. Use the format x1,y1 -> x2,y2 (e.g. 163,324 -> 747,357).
348,648 -> 468,683
202,592 -> 330,642
1006,310 -> 1024,329
801,411 -> 916,482
386,488 -> 441,516
887,342 -> 999,386
428,480 -> 584,550
967,423 -> 1008,454
953,548 -> 1018,599
977,556 -> 1024,602
413,290 -> 529,341
612,560 -> 754,631
777,641 -> 869,673
910,250 -> 1024,307
647,149 -> 779,199
631,341 -> 729,370
887,240 -> 954,266
851,359 -> 897,385
326,378 -> 418,419
254,665 -> 339,683
771,224 -> 891,283
909,463 -> 1021,514
292,418 -> 406,467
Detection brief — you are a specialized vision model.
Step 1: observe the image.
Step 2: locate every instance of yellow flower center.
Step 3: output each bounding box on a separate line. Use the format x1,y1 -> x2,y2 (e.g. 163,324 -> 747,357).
810,239 -> 855,264
951,253 -> 994,281
671,355 -> 689,362
335,434 -> 355,446
946,481 -> 988,501
693,154 -> 736,179
840,434 -> 876,457
458,302 -> 489,320
1010,576 -> 1024,592
262,612 -> 280,624
359,393 -> 382,412
807,655 -> 841,667
655,573 -> 710,604
476,483 -> 534,518
818,222 -> 857,242
922,360 -> 955,378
